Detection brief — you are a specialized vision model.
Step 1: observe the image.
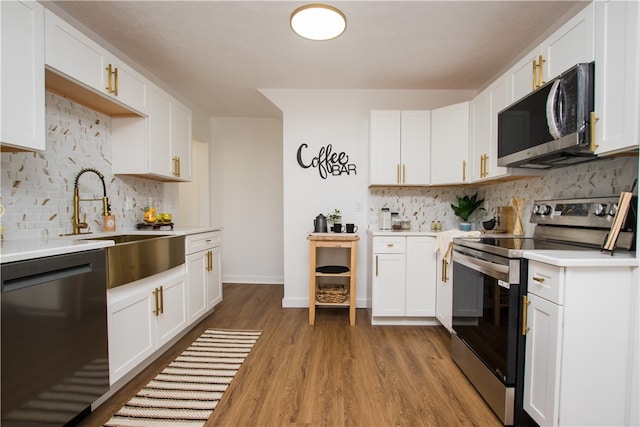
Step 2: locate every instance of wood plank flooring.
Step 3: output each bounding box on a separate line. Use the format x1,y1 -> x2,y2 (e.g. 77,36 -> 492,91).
81,283 -> 502,426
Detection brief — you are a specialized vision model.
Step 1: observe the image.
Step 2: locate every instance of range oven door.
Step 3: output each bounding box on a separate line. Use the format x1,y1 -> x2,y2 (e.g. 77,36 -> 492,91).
451,246 -> 524,385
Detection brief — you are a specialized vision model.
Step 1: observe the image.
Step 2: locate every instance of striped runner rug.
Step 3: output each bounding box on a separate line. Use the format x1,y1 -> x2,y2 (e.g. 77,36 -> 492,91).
104,329 -> 262,427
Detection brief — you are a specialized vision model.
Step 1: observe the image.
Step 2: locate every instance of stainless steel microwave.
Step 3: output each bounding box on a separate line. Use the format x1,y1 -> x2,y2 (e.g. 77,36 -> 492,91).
497,62 -> 595,169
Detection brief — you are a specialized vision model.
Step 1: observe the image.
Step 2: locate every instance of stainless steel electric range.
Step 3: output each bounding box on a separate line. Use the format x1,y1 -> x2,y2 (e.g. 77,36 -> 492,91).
450,196 -> 636,426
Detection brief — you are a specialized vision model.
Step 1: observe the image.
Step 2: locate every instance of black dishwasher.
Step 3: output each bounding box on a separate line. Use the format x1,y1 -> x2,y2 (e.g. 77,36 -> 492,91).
1,249 -> 109,426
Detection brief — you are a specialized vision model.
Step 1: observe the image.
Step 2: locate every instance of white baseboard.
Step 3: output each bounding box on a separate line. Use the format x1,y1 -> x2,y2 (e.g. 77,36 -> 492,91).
223,275 -> 284,284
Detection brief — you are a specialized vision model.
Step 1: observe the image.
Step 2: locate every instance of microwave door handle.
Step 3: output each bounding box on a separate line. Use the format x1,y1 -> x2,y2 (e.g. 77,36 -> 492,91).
546,79 -> 562,139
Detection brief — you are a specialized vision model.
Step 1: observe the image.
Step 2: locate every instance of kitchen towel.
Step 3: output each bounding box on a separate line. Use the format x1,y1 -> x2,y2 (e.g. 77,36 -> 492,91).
434,230 -> 481,262
104,328 -> 261,427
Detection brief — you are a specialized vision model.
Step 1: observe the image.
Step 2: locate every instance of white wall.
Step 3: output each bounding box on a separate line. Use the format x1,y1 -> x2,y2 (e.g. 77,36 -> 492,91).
260,89 -> 475,308
210,117 -> 284,284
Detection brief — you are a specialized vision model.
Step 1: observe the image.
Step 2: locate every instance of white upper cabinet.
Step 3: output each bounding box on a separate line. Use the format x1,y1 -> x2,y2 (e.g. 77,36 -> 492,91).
507,3 -> 595,103
370,110 -> 431,185
1,0 -> 45,152
112,83 -> 192,182
431,101 -> 470,185
593,0 -> 639,156
44,8 -> 147,115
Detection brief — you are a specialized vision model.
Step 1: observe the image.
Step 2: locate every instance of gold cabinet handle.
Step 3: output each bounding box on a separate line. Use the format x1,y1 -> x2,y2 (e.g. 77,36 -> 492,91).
532,59 -> 537,91
402,164 -> 406,183
207,250 -> 213,271
177,157 -> 181,177
532,275 -> 545,284
590,111 -> 600,153
375,255 -> 379,276
173,156 -> 180,177
537,55 -> 546,88
462,160 -> 467,182
105,64 -> 114,94
442,259 -> 449,282
113,66 -> 118,96
386,243 -> 394,248
152,287 -> 160,316
396,164 -> 400,184
522,295 -> 531,335
159,285 -> 164,314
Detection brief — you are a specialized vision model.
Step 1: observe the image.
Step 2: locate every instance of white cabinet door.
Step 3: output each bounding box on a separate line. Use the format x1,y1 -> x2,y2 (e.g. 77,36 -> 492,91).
370,110 -> 402,185
405,237 -> 436,317
1,0 -> 45,151
108,286 -> 156,385
171,100 -> 193,181
371,253 -> 406,317
470,87 -> 491,182
45,9 -> 108,94
156,274 -> 187,346
401,110 -> 431,185
206,246 -> 222,309
431,101 -> 470,185
594,0 -> 640,155
186,251 -> 208,324
109,55 -> 148,115
542,2 -> 595,83
147,86 -> 173,177
435,255 -> 452,332
508,46 -> 544,102
523,293 -> 563,427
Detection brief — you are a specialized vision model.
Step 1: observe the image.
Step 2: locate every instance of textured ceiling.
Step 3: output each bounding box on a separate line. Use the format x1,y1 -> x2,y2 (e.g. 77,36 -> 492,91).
50,1 -> 582,118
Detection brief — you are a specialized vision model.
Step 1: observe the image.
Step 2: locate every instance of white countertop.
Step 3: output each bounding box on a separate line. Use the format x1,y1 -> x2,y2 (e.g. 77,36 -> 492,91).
524,250 -> 638,267
367,229 -> 440,237
0,226 -> 221,264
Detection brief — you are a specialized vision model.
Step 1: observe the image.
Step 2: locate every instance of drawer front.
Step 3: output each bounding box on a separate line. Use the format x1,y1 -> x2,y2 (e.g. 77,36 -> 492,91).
372,236 -> 406,253
528,260 -> 564,304
185,231 -> 221,254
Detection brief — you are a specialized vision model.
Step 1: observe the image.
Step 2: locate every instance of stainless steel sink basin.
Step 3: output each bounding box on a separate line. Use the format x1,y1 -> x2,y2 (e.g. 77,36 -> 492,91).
82,234 -> 185,288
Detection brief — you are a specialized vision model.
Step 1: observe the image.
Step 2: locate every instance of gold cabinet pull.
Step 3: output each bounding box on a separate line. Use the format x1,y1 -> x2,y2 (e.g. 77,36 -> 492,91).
532,59 -> 537,90
521,295 -> 531,335
375,255 -> 379,276
152,287 -> 160,316
396,164 -> 400,184
532,275 -> 545,284
386,243 -> 394,248
159,285 -> 164,314
105,64 -> 114,93
462,160 -> 467,182
590,111 -> 600,153
402,164 -> 406,183
113,66 -> 118,96
537,55 -> 546,88
173,156 -> 180,177
442,259 -> 449,282
207,250 -> 213,271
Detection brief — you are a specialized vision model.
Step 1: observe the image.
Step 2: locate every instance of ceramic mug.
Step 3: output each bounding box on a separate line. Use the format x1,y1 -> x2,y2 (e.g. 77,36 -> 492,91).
346,223 -> 358,233
332,223 -> 344,233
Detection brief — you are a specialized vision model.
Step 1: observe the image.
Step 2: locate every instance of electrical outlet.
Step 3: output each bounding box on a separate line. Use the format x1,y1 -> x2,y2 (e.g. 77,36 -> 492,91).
355,201 -> 363,212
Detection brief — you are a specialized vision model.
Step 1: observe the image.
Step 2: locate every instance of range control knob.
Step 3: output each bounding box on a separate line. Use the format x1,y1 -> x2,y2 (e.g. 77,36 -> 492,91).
532,205 -> 540,215
540,205 -> 552,216
608,203 -> 618,217
594,203 -> 608,217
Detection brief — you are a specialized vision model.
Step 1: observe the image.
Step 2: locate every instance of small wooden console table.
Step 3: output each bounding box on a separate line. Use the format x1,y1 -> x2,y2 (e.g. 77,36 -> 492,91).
307,233 -> 359,326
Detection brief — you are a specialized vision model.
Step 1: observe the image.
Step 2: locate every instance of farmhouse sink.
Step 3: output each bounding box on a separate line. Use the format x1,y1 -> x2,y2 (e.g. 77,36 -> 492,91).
83,234 -> 185,288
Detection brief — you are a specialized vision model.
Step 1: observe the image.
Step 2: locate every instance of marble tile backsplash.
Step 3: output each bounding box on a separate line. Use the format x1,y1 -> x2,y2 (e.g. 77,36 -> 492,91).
369,156 -> 638,235
0,93 -> 164,239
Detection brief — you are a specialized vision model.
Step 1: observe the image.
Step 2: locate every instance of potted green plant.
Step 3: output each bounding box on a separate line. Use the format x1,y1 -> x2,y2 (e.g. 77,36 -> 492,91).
327,209 -> 342,231
451,193 -> 485,231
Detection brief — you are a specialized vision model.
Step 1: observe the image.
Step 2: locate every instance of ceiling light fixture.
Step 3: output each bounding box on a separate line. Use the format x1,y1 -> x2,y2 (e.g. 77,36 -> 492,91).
290,4 -> 346,41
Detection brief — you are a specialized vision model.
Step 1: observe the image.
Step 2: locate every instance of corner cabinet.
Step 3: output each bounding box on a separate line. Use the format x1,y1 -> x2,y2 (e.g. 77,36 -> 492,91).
111,83 -> 192,182
369,234 -> 438,325
44,8 -> 148,115
185,231 -> 222,324
523,260 -> 636,426
0,0 -> 45,152
107,265 -> 187,385
369,110 -> 431,185
430,101 -> 470,185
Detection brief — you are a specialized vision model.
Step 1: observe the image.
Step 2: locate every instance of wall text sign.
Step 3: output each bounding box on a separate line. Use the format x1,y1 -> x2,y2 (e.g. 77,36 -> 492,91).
296,143 -> 357,179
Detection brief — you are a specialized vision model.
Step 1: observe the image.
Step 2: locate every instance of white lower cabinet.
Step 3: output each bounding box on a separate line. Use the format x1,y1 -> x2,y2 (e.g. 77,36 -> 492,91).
186,231 -> 222,324
107,265 -> 187,385
435,252 -> 452,332
523,260 -> 636,426
370,235 -> 437,325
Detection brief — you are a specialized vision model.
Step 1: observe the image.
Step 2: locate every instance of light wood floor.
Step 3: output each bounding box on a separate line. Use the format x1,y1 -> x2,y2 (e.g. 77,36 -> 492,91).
81,283 -> 502,426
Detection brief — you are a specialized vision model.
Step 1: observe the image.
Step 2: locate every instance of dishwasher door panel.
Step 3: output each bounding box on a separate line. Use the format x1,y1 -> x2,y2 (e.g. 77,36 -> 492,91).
1,249 -> 108,426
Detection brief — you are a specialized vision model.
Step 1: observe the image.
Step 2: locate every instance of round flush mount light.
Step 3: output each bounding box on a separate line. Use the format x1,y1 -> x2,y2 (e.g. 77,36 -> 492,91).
290,4 -> 346,41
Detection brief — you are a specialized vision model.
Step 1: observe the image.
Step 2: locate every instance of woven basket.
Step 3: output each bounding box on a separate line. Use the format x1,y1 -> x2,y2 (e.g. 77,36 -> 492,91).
316,284 -> 348,303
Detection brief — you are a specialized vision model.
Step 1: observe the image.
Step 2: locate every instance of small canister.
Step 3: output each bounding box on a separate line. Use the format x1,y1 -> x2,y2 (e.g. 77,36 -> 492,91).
379,208 -> 391,230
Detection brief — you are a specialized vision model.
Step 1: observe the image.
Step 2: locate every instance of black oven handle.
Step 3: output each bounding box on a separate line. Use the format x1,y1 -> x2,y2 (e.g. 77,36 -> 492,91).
453,249 -> 510,283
